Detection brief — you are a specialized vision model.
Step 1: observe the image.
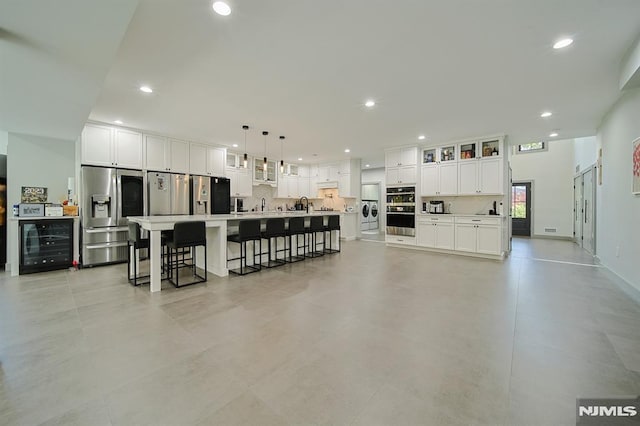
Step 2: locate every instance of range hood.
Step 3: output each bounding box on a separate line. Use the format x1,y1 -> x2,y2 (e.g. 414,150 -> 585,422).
317,180 -> 338,189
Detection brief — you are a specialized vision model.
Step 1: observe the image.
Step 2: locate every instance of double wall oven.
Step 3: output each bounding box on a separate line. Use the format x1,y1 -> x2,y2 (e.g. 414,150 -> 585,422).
386,186 -> 416,237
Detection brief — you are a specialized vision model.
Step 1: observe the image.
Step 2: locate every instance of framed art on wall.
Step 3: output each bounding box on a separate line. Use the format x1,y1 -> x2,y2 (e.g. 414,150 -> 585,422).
633,137 -> 640,195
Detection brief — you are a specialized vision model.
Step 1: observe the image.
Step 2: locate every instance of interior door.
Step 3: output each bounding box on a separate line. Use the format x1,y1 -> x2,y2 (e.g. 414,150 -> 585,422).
582,167 -> 595,254
511,182 -> 531,236
574,175 -> 583,246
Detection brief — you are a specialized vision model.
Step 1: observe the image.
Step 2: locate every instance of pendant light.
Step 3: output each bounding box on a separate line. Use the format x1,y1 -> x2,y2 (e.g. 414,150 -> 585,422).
262,131 -> 269,177
279,136 -> 285,173
242,125 -> 249,168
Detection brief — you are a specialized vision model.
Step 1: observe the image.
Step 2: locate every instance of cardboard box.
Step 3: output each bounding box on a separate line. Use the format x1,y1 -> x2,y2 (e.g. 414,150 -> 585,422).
19,203 -> 45,217
63,205 -> 79,216
45,205 -> 64,217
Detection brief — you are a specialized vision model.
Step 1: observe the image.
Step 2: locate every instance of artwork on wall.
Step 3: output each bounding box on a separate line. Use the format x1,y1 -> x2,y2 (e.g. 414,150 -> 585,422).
21,186 -> 47,203
633,137 -> 640,195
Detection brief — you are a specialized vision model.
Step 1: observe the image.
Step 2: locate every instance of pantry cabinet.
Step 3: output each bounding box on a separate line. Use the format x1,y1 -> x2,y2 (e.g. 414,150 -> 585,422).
82,124 -> 143,169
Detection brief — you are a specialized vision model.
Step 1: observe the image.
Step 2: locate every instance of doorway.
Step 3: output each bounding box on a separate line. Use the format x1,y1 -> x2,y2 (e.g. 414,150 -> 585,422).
574,166 -> 596,254
511,182 -> 532,236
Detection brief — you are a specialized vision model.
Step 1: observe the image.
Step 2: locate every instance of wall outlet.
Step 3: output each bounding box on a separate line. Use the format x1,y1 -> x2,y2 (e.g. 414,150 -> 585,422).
616,246 -> 620,257
544,228 -> 557,233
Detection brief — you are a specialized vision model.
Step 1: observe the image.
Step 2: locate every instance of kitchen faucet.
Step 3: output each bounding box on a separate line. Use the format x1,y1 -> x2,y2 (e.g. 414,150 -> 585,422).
299,196 -> 309,213
261,198 -> 266,211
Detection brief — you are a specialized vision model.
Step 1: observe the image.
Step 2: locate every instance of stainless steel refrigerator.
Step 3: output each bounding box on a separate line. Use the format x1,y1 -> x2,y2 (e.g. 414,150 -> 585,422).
190,175 -> 211,215
148,172 -> 190,215
81,166 -> 144,266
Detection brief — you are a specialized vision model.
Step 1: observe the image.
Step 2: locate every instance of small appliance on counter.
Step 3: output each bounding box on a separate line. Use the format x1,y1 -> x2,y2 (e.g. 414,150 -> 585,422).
429,201 -> 445,214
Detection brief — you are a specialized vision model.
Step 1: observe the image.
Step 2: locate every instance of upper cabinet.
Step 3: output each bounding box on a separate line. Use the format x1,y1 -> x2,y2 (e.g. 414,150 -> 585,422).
189,143 -> 225,176
457,137 -> 504,195
253,158 -> 277,184
386,147 -> 418,185
458,138 -> 502,161
81,124 -> 143,169
144,135 -> 189,173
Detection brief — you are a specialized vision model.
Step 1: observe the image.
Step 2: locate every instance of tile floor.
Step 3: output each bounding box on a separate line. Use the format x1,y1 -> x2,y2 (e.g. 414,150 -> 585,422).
1,238 -> 639,425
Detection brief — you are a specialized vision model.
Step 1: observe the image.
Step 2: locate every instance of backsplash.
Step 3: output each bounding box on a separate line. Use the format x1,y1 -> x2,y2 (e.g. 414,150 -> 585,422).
420,195 -> 506,215
232,184 -> 357,212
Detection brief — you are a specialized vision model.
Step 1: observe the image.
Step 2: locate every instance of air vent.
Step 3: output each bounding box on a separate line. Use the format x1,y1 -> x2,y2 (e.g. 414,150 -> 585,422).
544,228 -> 557,233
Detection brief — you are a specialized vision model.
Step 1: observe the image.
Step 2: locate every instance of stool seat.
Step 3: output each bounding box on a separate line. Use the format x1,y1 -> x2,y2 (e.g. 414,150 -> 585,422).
227,219 -> 262,275
166,221 -> 207,287
323,215 -> 341,254
127,222 -> 150,286
261,218 -> 286,268
305,216 -> 325,258
286,216 -> 306,262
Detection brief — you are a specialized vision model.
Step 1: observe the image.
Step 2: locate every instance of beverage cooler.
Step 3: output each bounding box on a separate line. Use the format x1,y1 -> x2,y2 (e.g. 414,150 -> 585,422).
20,219 -> 73,274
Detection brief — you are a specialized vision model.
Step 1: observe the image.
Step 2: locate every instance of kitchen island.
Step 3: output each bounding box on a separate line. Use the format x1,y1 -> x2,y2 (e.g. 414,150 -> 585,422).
128,211 -> 342,292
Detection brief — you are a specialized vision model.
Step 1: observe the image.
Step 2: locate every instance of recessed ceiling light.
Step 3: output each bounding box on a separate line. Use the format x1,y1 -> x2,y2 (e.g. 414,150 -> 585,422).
549,132 -> 559,138
365,164 -> 370,168
553,38 -> 573,49
298,157 -> 303,161
212,1 -> 231,16
232,143 -> 238,147
364,100 -> 375,108
114,120 -> 123,125
344,149 -> 351,153
418,135 -> 425,140
139,85 -> 153,93
540,111 -> 552,118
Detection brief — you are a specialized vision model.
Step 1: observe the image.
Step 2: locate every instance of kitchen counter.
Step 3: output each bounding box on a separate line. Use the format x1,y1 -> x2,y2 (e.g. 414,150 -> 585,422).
128,212 -> 343,292
418,213 -> 506,218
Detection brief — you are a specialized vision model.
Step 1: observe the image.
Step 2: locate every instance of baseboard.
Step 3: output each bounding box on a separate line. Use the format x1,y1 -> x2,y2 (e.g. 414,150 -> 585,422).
598,261 -> 640,306
530,234 -> 574,241
340,236 -> 356,241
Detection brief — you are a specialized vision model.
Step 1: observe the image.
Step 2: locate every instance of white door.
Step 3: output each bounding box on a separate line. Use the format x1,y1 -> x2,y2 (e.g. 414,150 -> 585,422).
479,158 -> 502,194
455,224 -> 477,252
417,222 -> 436,247
208,147 -> 225,176
146,135 -> 168,171
420,165 -> 438,196
81,124 -> 113,167
458,161 -> 478,195
574,175 -> 583,246
170,139 -> 190,173
114,129 -> 143,169
438,163 -> 458,195
398,166 -> 416,184
435,223 -> 455,250
582,167 -> 596,254
476,226 -> 501,255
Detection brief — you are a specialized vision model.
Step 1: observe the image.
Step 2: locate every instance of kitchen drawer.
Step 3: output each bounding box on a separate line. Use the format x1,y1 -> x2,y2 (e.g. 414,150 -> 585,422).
455,216 -> 501,226
417,215 -> 454,224
385,235 -> 416,245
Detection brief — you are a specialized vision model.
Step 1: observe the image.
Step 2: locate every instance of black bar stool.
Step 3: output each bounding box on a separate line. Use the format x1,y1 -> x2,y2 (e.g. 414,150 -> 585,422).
227,219 -> 262,275
166,221 -> 207,287
286,216 -> 306,263
305,216 -> 325,258
323,215 -> 341,254
127,222 -> 150,286
261,218 -> 287,268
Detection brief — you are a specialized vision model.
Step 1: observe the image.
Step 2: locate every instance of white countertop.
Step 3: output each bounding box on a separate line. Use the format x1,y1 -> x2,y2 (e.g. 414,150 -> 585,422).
128,210 -> 341,224
418,213 -> 506,218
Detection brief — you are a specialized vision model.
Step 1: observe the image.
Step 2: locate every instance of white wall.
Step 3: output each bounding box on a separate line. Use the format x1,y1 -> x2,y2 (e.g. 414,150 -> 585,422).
510,139 -> 575,238
595,87 -> 640,291
0,130 -> 7,155
6,132 -> 76,265
573,136 -> 598,174
362,168 -> 386,230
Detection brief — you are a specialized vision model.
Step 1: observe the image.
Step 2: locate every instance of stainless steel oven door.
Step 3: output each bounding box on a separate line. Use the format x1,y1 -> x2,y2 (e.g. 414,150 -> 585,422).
386,213 -> 415,236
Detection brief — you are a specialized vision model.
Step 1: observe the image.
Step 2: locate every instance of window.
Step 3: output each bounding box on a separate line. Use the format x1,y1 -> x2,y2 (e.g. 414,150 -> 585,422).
517,142 -> 546,153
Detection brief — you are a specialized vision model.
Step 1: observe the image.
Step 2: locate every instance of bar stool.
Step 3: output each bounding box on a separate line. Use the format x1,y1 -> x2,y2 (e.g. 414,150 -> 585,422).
261,218 -> 287,268
227,219 -> 262,275
323,215 -> 341,254
286,216 -> 306,263
127,222 -> 150,286
166,221 -> 207,287
305,216 -> 325,258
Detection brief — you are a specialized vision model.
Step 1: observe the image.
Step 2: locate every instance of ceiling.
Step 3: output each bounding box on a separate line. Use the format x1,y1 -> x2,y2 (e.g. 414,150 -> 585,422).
4,1 -> 640,169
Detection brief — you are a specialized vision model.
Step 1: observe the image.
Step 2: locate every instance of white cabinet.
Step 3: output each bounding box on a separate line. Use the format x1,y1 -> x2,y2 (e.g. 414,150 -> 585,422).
317,163 -> 339,182
228,167 -> 252,197
145,135 -> 188,173
417,217 -> 454,250
420,163 -> 458,196
82,124 -> 143,169
189,144 -> 225,176
338,173 -> 352,197
254,158 -> 277,184
386,147 -> 417,167
458,158 -> 503,195
340,214 -> 357,240
277,175 -> 299,198
207,146 -> 225,176
189,143 -> 207,175
454,217 -> 501,255
386,147 -> 418,185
